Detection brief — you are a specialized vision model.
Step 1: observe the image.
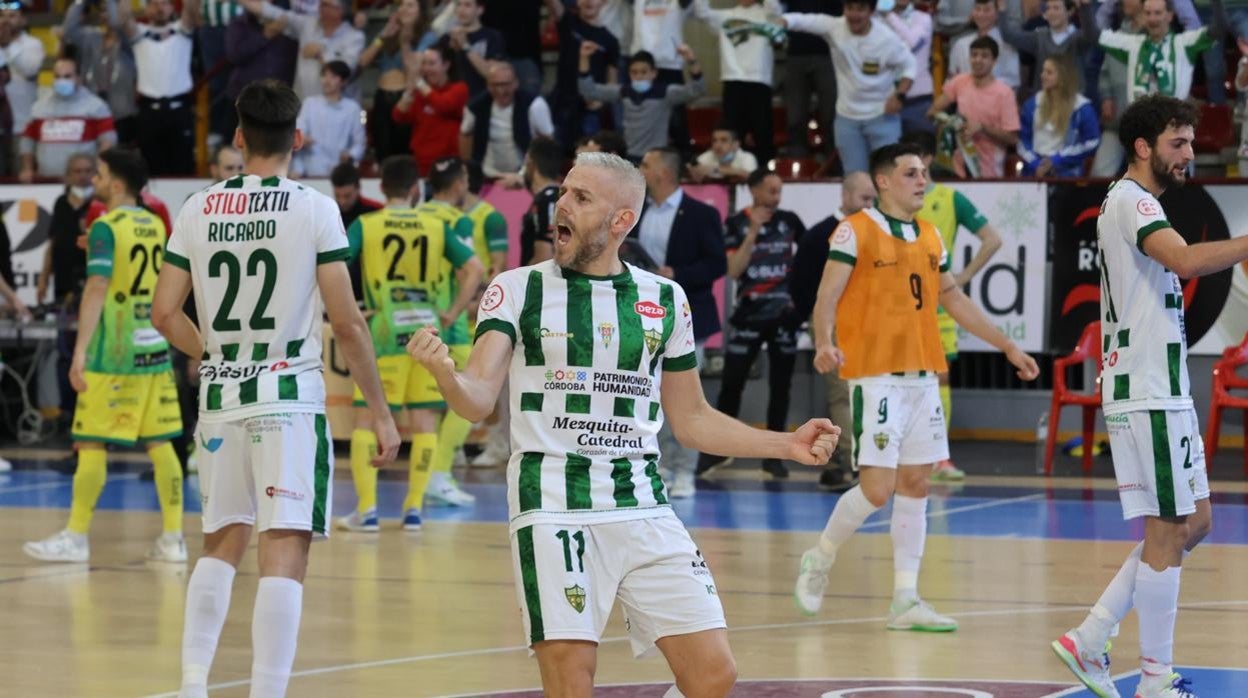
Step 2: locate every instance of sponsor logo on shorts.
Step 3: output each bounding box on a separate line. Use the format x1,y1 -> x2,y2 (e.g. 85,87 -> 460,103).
199,434 -> 224,453
634,301 -> 666,319
705,584 -> 718,596
564,584 -> 586,613
1118,483 -> 1146,492
873,432 -> 890,450
265,486 -> 305,501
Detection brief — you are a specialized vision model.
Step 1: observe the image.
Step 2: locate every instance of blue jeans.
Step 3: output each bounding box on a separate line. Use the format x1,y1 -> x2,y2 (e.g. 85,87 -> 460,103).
834,112 -> 902,174
900,95 -> 934,136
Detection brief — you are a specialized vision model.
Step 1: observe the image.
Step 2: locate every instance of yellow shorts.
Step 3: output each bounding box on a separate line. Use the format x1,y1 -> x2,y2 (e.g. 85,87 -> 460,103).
353,346 -> 469,411
937,308 -> 958,361
72,370 -> 183,446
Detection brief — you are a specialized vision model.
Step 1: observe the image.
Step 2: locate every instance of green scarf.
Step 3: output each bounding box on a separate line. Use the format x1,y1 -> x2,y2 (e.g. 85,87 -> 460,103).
1135,34 -> 1176,97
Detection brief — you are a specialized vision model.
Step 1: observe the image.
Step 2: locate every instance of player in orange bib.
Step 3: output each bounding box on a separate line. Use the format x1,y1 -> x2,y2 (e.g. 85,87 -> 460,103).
795,142 -> 1040,630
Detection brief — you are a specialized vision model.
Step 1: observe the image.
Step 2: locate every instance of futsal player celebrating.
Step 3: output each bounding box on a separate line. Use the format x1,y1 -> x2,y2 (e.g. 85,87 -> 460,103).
1053,95 -> 1233,698
797,142 -> 1039,630
407,151 -> 840,697
151,79 -> 400,697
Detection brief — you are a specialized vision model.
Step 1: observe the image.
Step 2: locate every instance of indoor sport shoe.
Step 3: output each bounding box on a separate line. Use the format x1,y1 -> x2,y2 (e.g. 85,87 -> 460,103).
426,479 -> 476,507
402,508 -> 423,531
930,459 -> 966,481
1135,673 -> 1196,698
793,547 -> 834,616
148,532 -> 188,563
23,529 -> 89,562
761,459 -> 789,480
336,509 -> 380,532
1051,631 -> 1120,697
695,454 -> 734,479
886,599 -> 958,632
668,472 -> 696,499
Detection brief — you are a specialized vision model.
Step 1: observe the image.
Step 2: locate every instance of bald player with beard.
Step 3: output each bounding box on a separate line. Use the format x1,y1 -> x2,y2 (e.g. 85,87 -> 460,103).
407,152 -> 840,698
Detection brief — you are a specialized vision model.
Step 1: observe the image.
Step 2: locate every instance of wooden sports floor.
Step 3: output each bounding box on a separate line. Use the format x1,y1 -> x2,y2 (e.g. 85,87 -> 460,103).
1,450 -> 1247,697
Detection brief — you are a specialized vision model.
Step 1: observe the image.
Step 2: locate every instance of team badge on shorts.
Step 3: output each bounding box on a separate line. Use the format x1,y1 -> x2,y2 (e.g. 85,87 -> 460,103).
599,322 -> 614,348
874,433 -> 890,450
564,584 -> 587,613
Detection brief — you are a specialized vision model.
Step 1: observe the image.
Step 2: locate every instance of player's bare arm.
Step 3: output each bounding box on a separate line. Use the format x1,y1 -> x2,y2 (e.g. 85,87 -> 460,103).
955,223 -> 1002,286
811,259 -> 851,374
408,325 -> 511,422
443,256 -> 486,326
152,263 -> 206,360
319,261 -> 400,465
1141,226 -> 1248,279
938,270 -> 1039,380
69,275 -> 110,393
661,368 -> 840,466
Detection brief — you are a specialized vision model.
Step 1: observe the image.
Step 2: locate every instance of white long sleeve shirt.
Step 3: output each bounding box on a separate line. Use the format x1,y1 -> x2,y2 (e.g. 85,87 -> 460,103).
883,6 -> 933,98
783,13 -> 917,120
632,0 -> 698,71
696,0 -> 783,85
1,32 -> 46,132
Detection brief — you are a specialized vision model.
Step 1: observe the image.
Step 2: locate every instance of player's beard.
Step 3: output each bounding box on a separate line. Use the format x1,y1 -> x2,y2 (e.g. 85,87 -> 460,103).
559,215 -> 612,273
1150,150 -> 1187,189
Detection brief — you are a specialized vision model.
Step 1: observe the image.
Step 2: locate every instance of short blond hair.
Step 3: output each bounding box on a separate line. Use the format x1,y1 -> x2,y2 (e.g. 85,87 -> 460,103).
574,151 -> 646,219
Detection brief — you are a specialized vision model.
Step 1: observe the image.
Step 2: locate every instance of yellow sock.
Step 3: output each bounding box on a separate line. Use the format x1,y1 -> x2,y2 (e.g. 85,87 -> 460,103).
67,448 -> 108,534
433,411 -> 473,475
148,442 -> 184,534
402,433 -> 438,513
351,429 -> 379,515
939,384 -> 952,426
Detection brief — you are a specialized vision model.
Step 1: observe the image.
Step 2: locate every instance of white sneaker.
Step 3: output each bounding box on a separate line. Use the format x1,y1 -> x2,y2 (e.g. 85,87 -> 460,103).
335,509 -> 380,532
0,456 -> 12,472
886,598 -> 958,632
1051,631 -> 1120,698
793,548 -> 833,616
668,472 -> 696,499
148,532 -> 188,563
426,478 -> 476,507
469,443 -> 510,468
1135,673 -> 1196,698
23,530 -> 89,562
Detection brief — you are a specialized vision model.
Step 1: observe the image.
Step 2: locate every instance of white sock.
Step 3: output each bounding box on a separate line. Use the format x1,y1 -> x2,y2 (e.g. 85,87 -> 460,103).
250,577 -> 303,698
181,557 -> 236,693
890,494 -> 927,606
1077,541 -> 1143,649
817,485 -> 879,559
663,687 -> 685,698
1134,564 -> 1181,681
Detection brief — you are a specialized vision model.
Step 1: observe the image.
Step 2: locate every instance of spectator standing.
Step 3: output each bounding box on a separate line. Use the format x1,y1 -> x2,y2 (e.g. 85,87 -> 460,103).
630,147 -> 726,497
392,45 -> 469,175
36,153 -> 96,309
1098,0 -> 1226,105
927,36 -> 1020,178
948,0 -> 1022,90
790,171 -> 875,491
781,0 -> 839,157
518,136 -> 562,265
292,61 -> 365,177
631,0 -> 710,155
360,0 -> 437,161
689,125 -> 758,183
198,0 -> 245,144
1090,0 -> 1143,175
883,0 -> 935,135
704,169 -> 805,482
578,44 -> 706,160
0,2 -> 43,173
545,0 -> 620,148
481,0 -> 542,94
1019,56 -> 1100,177
999,0 -> 1099,93
19,55 -> 116,182
224,4 -> 297,139
331,162 -> 383,300
62,0 -> 139,146
781,1 -> 917,174
440,0 -> 505,100
241,0 -> 366,100
459,61 -> 553,178
122,0 -> 199,175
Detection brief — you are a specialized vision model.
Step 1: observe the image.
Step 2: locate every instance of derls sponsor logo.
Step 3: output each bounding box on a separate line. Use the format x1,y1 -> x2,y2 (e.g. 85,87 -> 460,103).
551,416 -> 644,449
264,485 -> 305,501
634,301 -> 666,319
200,359 -> 290,381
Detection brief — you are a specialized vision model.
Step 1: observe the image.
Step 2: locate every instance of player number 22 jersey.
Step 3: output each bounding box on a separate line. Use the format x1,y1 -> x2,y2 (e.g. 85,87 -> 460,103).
475,261 -> 698,532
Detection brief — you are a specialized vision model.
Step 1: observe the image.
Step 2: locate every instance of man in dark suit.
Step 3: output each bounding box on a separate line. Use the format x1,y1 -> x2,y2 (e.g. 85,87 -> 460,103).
630,146 -> 726,498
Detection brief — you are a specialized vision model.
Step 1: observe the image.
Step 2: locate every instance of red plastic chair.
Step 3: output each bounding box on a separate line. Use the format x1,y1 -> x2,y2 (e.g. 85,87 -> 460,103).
1193,104 -> 1233,153
1046,321 -> 1102,475
686,106 -> 721,152
771,157 -> 820,181
1205,331 -> 1248,475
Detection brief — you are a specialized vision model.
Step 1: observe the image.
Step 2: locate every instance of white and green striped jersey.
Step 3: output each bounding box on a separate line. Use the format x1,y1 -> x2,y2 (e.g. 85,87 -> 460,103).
165,174 -> 351,423
475,261 -> 698,532
1097,178 -> 1191,415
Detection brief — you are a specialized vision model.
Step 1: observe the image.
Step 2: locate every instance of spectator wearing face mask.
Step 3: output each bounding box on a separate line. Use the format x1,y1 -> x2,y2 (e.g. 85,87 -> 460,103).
689,125 -> 758,183
36,153 -> 96,308
19,54 -> 116,182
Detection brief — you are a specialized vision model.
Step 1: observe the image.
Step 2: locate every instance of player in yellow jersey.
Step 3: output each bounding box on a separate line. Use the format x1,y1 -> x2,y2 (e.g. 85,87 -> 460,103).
795,143 -> 1038,629
336,156 -> 484,532
24,149 -> 186,563
907,132 -> 1003,481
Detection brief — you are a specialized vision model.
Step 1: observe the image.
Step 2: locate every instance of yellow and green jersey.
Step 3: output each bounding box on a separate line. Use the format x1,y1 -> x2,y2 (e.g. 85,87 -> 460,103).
347,205 -> 476,357
918,183 -> 989,320
465,198 -> 508,270
84,206 -> 171,375
415,199 -> 477,346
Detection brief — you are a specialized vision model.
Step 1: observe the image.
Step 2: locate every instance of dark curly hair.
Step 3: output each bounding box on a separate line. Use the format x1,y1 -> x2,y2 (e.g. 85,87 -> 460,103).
1118,94 -> 1200,164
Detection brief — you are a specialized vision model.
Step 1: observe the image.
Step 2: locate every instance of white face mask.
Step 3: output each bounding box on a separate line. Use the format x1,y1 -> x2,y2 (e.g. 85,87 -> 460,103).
70,185 -> 94,200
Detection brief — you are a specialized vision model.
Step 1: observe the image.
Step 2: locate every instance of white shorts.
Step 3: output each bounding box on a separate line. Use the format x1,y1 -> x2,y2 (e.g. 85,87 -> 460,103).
511,513 -> 726,658
848,378 -> 949,468
1106,409 -> 1210,520
196,412 -> 334,537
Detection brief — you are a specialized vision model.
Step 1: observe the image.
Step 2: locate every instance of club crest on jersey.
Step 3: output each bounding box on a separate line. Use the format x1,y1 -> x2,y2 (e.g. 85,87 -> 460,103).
635,301 -> 666,319
599,322 -> 614,348
929,254 -> 940,271
644,328 -> 663,356
873,432 -> 889,450
564,584 -> 587,613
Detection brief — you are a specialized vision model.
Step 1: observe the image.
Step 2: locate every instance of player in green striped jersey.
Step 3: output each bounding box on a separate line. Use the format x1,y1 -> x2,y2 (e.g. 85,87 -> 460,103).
409,152 -> 840,697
